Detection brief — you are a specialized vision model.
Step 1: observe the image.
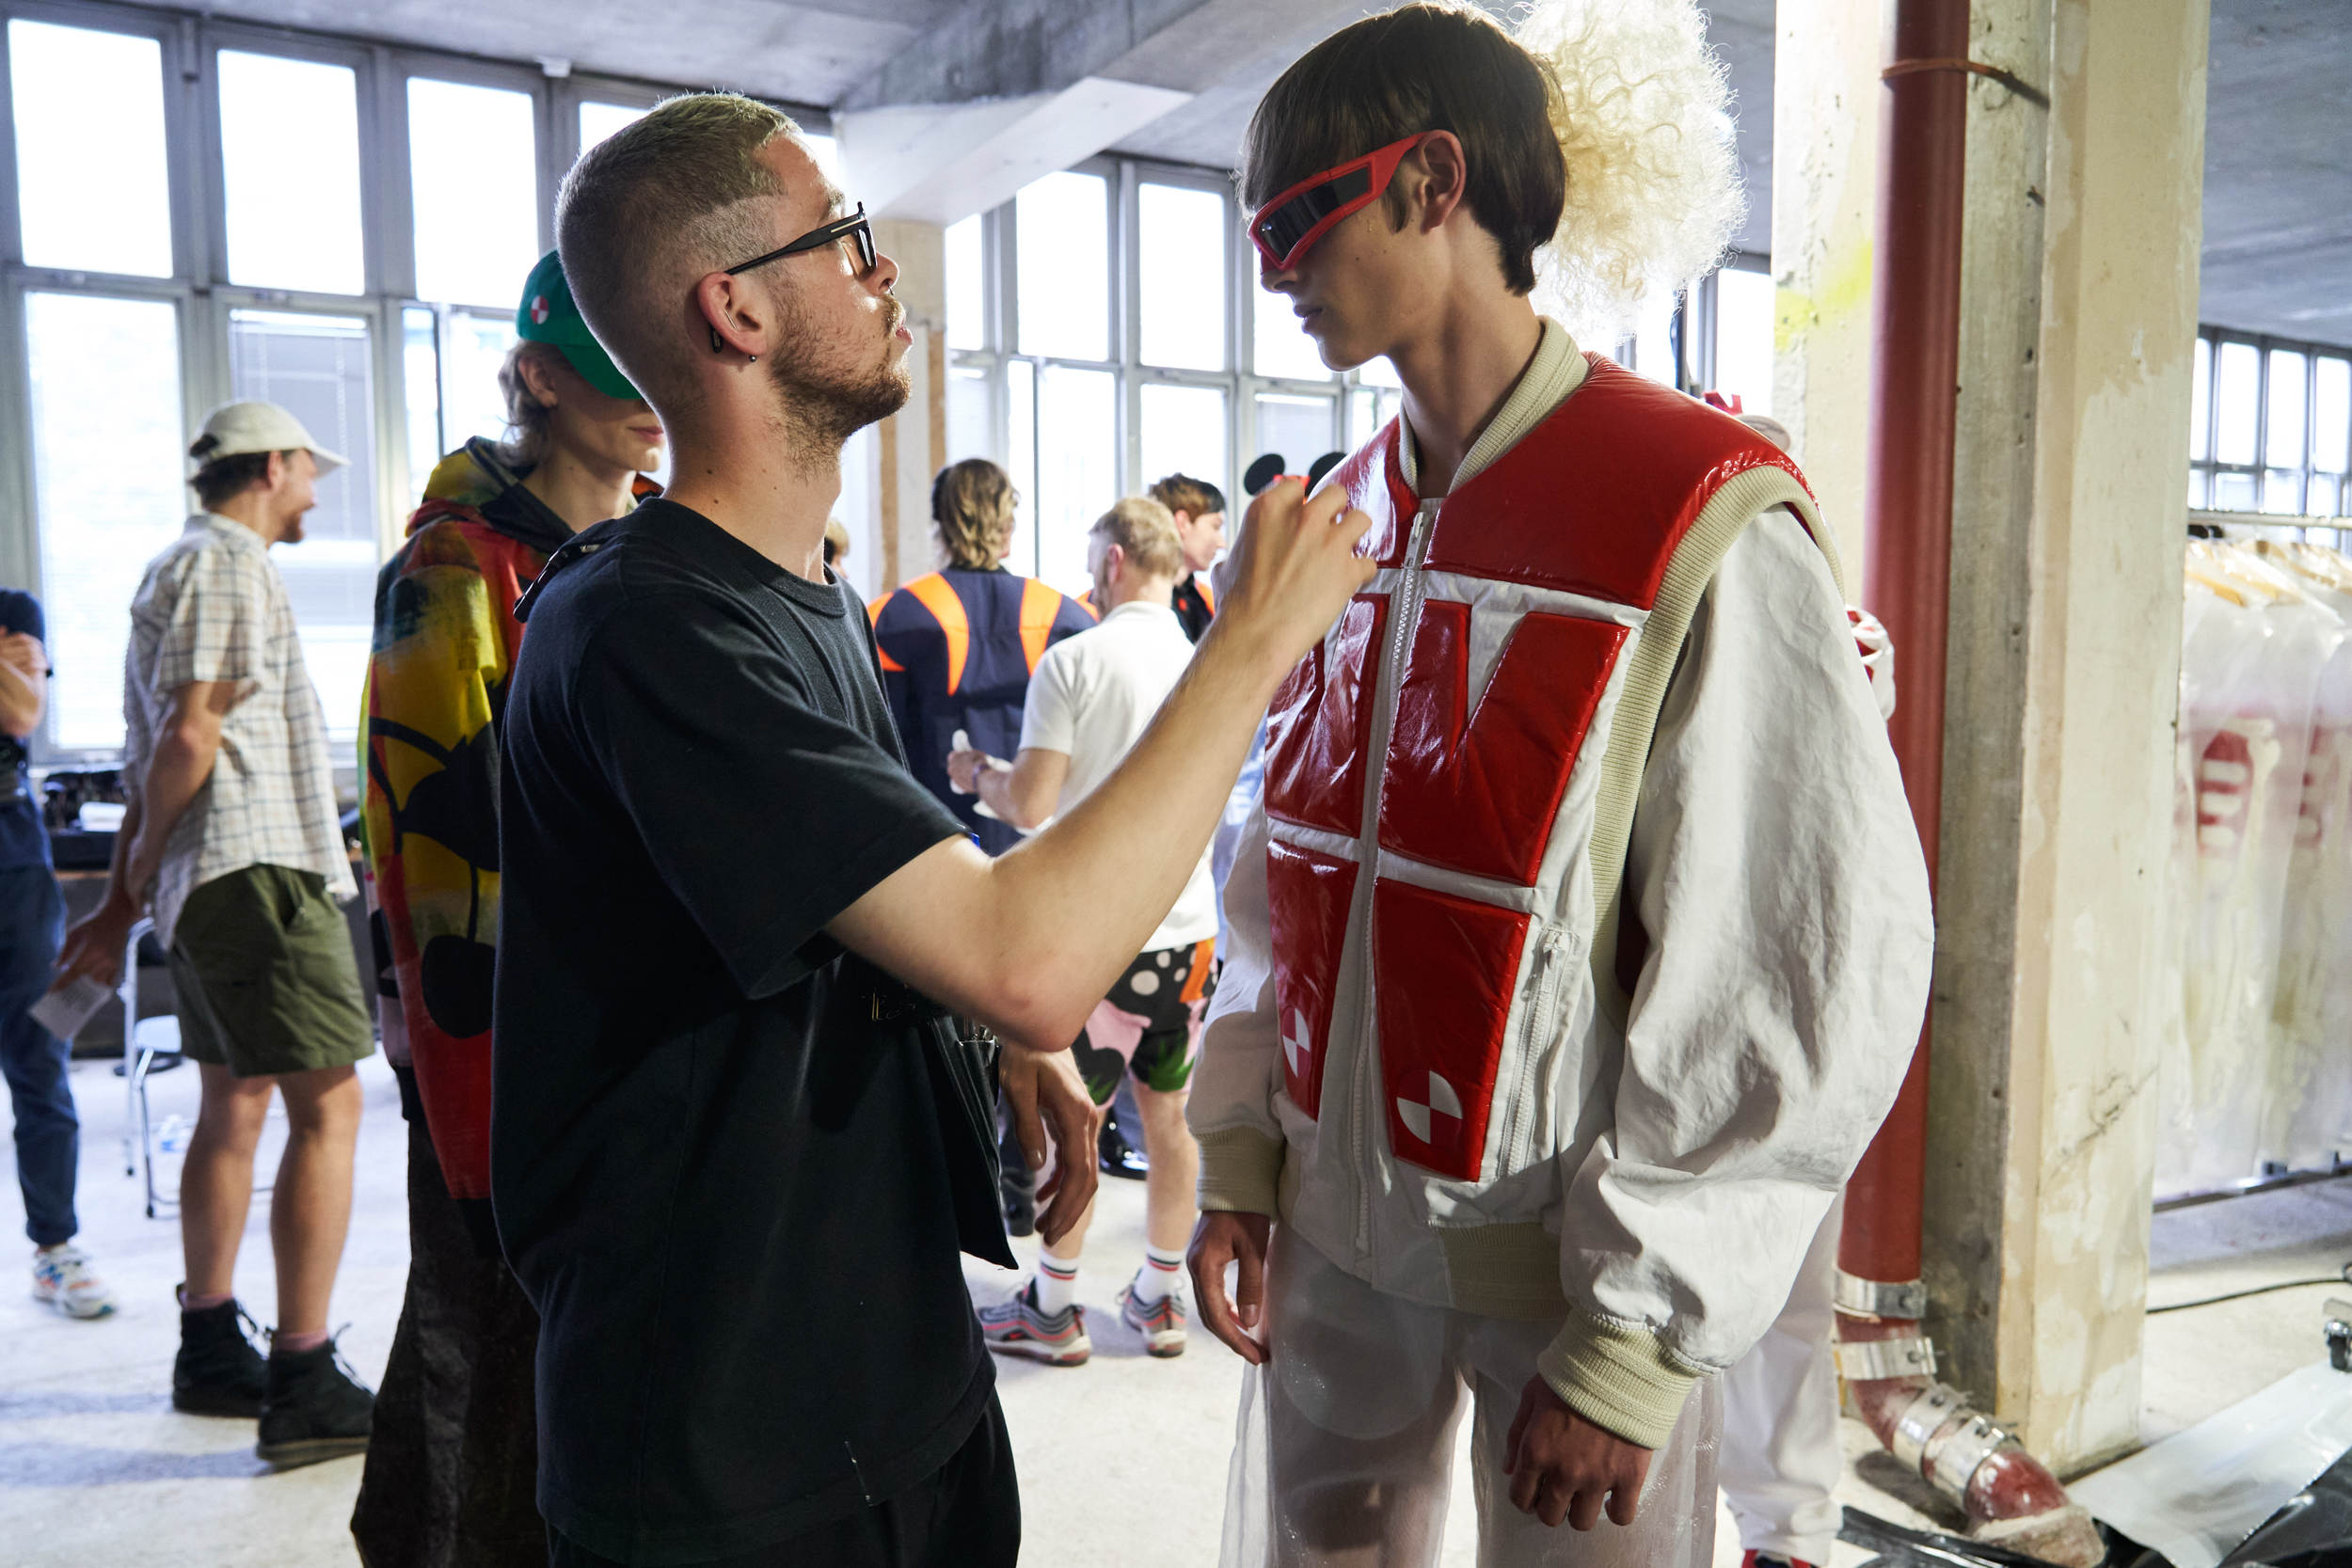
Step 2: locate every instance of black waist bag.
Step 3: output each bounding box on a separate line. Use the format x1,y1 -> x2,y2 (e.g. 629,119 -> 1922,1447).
848,954 -> 1015,1270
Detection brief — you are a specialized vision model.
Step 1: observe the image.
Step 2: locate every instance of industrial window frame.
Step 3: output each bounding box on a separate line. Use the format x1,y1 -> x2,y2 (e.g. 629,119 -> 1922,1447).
946,153 -> 1400,584
2189,323 -> 2352,521
0,0 -> 823,763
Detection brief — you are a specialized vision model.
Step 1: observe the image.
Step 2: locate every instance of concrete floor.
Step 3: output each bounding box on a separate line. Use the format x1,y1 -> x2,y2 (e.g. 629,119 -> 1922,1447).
4,1051 -> 2346,1565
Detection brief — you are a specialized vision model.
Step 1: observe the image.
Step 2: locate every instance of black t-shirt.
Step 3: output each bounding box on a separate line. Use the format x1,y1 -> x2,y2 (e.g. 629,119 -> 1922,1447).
0,589 -> 46,867
1171,572 -> 1215,643
491,500 -> 992,1563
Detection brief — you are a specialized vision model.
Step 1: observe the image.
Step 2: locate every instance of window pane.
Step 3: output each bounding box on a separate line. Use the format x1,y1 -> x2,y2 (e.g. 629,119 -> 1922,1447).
2310,474 -> 2341,518
1255,393 -> 1336,478
2188,469 -> 2209,510
410,78 -> 539,307
443,310 -> 521,452
2264,469 -> 2302,515
1139,184 -> 1225,372
24,293 -> 185,750
2315,358 -> 2350,473
946,215 -> 985,351
579,102 -> 644,157
2216,341 -> 2261,466
948,364 -> 991,464
1713,267 -> 1775,418
219,53 -> 363,293
230,310 -> 378,739
1140,384 -> 1228,497
2215,470 -> 2257,512
801,132 -> 840,183
835,423 -> 875,597
1035,366 -> 1116,596
1359,356 -> 1403,389
1007,359 -> 1037,578
2189,338 -> 2212,463
2266,350 -> 2309,470
1348,387 -> 1402,450
1253,288 -> 1329,382
404,306 -> 442,506
9,23 -> 172,277
1018,172 -> 1108,361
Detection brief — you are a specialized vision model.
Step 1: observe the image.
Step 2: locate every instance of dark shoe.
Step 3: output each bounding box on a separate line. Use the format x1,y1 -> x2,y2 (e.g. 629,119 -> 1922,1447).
256,1335 -> 375,1468
172,1290 -> 269,1418
1099,1114 -> 1149,1180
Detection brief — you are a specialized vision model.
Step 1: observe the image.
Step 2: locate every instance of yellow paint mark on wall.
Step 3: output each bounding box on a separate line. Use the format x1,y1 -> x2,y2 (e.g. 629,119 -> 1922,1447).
1774,239 -> 1876,354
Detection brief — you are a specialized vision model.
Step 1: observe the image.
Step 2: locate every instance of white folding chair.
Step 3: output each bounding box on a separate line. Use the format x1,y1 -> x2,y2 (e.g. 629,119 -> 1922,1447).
117,917 -> 183,1219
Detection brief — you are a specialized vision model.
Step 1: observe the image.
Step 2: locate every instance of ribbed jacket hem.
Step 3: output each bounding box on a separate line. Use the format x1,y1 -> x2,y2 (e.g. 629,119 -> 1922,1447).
1535,1308 -> 1707,1449
1195,1127 -> 1285,1216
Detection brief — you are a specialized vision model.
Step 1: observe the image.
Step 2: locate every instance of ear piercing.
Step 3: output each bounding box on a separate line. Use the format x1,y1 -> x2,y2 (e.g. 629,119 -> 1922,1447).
709,325 -> 755,362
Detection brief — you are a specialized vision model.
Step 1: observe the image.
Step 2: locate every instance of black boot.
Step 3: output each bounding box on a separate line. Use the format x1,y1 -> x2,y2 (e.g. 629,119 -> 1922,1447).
172,1289 -> 269,1418
257,1336 -> 375,1467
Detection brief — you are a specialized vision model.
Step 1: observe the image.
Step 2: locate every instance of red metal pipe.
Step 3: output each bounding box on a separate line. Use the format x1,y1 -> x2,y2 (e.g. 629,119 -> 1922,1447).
1838,4 -> 2100,1563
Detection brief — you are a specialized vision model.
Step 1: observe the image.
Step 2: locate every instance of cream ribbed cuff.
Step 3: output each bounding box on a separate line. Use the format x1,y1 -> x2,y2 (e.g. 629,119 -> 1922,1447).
1194,1127 -> 1285,1216
1534,1307 -> 1706,1449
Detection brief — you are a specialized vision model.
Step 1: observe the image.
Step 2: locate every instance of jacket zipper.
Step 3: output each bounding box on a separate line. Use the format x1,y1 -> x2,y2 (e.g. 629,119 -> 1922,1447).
1500,927 -> 1566,1174
1347,499 -> 1438,1259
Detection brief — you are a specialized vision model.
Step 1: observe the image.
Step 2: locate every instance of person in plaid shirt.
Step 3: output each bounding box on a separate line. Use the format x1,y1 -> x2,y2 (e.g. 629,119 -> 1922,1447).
57,400 -> 377,1469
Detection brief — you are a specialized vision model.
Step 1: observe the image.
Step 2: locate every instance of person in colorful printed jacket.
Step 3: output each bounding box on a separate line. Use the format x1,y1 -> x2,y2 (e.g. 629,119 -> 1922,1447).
1184,8 -> 1934,1565
869,458 -> 1096,858
350,250 -> 662,1568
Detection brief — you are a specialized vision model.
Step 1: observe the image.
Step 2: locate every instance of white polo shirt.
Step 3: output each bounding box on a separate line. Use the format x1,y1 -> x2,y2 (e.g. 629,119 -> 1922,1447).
1020,598 -> 1219,953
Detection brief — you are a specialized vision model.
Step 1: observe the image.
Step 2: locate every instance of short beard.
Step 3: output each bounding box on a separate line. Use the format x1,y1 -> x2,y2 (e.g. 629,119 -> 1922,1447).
763,292 -> 912,469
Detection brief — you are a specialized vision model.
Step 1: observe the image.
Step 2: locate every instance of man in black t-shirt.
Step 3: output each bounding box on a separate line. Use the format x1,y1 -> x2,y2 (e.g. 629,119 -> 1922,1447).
0,591 -> 114,1320
497,93 -> 1377,1568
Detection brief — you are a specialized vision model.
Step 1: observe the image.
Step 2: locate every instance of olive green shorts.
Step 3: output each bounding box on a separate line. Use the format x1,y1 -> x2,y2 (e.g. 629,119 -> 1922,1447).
167,863 -> 375,1079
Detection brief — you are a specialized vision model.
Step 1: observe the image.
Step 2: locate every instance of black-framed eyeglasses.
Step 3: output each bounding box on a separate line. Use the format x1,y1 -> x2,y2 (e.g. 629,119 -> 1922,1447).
725,203 -> 877,277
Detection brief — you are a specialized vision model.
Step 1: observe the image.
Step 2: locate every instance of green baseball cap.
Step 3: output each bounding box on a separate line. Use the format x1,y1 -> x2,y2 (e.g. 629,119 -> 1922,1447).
516,249 -> 641,402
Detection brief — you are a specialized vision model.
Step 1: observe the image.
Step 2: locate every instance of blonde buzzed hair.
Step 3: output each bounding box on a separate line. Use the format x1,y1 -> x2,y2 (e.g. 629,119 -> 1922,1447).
1090,497 -> 1184,580
555,92 -> 800,411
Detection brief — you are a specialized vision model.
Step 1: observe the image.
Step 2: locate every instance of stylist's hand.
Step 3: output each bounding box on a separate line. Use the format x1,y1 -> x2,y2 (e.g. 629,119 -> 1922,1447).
998,1042 -> 1099,1245
1207,476 -> 1376,673
1187,1210 -> 1271,1365
1502,1378 -> 1653,1528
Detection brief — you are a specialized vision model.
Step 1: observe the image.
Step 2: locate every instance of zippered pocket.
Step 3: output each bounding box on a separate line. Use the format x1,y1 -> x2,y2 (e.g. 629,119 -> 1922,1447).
1496,924 -> 1585,1178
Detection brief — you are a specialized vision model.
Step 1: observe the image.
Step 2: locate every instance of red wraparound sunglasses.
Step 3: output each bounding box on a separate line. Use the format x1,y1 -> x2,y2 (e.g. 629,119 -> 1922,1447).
1249,135 -> 1429,272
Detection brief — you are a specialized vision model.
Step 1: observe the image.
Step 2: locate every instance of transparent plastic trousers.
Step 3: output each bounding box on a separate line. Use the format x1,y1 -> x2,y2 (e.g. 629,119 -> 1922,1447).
1220,1225 -> 1721,1568
1718,1194 -> 1843,1566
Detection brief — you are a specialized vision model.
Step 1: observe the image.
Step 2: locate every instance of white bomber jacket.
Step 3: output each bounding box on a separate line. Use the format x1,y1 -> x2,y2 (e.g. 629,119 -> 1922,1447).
1189,322 -> 1934,1448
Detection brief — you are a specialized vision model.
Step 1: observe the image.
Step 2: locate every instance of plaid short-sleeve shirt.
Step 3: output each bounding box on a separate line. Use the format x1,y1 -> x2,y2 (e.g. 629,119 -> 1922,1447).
123,515 -> 356,945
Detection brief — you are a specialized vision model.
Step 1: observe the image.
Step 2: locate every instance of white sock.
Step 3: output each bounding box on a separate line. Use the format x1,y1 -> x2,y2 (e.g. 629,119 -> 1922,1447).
1035,1252 -> 1079,1315
1134,1245 -> 1184,1304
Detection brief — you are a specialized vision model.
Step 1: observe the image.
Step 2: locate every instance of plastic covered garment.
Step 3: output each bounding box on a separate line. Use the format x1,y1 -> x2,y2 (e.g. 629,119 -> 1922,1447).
1718,1196 -> 1842,1566
1218,1225 -> 1721,1568
2156,542 -> 2349,1194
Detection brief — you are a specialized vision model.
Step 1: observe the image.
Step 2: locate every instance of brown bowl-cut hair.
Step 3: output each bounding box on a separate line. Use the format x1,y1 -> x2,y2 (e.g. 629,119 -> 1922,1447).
1238,4 -> 1566,297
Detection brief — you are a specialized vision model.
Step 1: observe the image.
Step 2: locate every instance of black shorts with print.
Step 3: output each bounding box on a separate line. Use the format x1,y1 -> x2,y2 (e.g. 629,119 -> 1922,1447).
1071,938 -> 1216,1105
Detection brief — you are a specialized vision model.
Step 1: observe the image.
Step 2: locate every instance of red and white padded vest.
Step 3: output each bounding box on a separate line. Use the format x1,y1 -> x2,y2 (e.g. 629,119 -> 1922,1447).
1261,356 -> 1840,1195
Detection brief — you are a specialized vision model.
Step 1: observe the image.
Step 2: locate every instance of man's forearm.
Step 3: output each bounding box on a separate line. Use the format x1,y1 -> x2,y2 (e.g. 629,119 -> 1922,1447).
117,733 -> 216,905
0,658 -> 42,738
974,765 -> 1030,830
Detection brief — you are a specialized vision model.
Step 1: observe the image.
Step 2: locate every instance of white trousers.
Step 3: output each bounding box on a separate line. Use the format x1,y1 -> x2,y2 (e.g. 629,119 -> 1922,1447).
1220,1225 -> 1722,1568
1716,1195 -> 1844,1565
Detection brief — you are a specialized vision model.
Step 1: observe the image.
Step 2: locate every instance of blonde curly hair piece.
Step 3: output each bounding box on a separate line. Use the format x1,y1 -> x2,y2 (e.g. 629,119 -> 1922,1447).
1516,0 -> 1744,341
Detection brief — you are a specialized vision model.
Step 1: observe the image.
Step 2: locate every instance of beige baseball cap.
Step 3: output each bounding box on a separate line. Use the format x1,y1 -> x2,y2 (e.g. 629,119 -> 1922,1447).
188,401 -> 347,474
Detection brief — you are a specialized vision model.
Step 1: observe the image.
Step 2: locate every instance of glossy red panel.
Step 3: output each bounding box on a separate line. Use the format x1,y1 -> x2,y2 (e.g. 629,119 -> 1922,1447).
1327,421 -> 1418,567
1267,840 -> 1360,1120
1379,602 -> 1626,885
1422,356 -> 1811,609
1371,878 -> 1528,1180
1264,593 -> 1391,837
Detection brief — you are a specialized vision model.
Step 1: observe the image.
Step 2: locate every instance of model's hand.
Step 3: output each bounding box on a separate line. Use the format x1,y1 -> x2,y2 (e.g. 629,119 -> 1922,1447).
1502,1377 -> 1654,1528
56,894 -> 137,990
999,1041 -> 1100,1245
1187,1210 -> 1272,1365
1209,477 -> 1376,674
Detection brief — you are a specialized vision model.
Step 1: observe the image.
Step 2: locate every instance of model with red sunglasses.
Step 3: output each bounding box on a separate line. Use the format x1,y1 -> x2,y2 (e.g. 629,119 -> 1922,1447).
1184,6 -> 1934,1564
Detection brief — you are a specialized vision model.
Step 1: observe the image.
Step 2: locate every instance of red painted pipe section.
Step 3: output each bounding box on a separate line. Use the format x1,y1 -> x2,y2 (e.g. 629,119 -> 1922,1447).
1839,3 -> 2101,1562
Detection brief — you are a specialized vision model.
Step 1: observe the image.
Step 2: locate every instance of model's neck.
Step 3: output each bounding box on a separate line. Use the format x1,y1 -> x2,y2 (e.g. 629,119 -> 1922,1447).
661,418 -> 840,583
521,441 -> 638,535
1109,577 -> 1176,611
1391,295 -> 1544,497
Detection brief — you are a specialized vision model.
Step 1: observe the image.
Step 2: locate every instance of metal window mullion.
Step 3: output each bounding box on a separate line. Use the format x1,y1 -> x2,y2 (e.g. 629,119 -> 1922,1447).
372,45 -> 415,301
1119,158 -> 1140,498
2204,328 -> 2222,484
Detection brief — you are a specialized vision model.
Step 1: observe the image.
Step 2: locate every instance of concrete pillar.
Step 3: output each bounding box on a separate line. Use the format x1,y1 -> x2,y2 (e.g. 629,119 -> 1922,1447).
1918,0 -> 2209,1472
872,218 -> 949,592
1770,0 -> 1883,578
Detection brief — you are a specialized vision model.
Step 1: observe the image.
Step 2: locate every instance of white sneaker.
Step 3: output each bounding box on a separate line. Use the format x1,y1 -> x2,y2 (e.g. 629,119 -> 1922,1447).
32,1244 -> 117,1320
